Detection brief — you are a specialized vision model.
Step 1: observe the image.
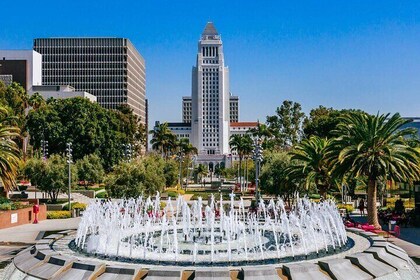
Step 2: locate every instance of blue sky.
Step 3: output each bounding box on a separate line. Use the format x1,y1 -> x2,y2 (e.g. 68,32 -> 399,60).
1,1 -> 420,127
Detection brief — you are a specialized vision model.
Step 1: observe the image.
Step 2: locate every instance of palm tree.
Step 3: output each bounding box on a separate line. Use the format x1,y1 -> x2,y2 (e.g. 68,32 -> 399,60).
287,136 -> 334,198
0,106 -> 22,197
327,112 -> 420,228
195,164 -> 208,186
229,134 -> 253,191
149,122 -> 177,159
176,138 -> 198,156
175,138 -> 197,187
242,134 -> 254,190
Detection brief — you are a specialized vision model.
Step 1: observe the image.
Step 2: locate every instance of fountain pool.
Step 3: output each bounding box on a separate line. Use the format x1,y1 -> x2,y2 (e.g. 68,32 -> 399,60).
74,193 -> 348,265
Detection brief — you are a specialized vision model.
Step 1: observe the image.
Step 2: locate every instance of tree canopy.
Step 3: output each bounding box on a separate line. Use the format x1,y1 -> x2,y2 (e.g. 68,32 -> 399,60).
26,97 -> 146,170
105,155 -> 171,198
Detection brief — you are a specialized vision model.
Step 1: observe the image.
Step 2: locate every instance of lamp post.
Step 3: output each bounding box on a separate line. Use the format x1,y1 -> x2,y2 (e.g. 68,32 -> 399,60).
252,137 -> 263,201
186,155 -> 197,191
41,140 -> 48,160
123,143 -> 132,162
66,142 -> 73,215
176,152 -> 184,189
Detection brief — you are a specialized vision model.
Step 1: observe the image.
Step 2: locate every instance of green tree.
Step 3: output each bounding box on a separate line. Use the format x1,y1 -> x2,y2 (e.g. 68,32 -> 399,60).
303,106 -> 364,138
28,92 -> 46,111
24,155 -> 78,202
287,136 -> 335,198
26,97 -> 143,170
327,112 -> 420,228
149,122 -> 177,159
194,164 -> 208,185
163,158 -> 178,187
266,100 -> 305,149
229,134 -> 253,191
0,82 -> 29,159
0,106 -> 21,196
260,151 -> 303,204
76,154 -> 105,188
105,155 -> 167,198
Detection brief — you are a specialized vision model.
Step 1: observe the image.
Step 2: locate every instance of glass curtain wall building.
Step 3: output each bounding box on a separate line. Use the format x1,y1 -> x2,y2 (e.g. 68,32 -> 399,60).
33,38 -> 146,124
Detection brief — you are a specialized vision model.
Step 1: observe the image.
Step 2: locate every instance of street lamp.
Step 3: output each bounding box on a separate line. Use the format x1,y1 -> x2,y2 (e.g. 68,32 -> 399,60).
252,137 -> 263,201
186,155 -> 197,191
66,142 -> 73,215
122,143 -> 132,162
176,152 -> 184,189
41,140 -> 48,160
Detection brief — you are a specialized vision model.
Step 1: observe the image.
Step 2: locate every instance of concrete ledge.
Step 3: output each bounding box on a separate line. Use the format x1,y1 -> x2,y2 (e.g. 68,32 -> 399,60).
50,260 -> 105,280
359,232 -> 377,238
14,248 -> 58,272
146,268 -> 182,279
318,258 -> 372,280
369,236 -> 386,243
35,243 -> 51,251
43,234 -> 65,240
345,253 -> 396,278
96,266 -> 141,280
283,263 -> 331,280
371,243 -> 409,261
364,247 -> 410,270
241,267 -> 280,279
27,255 -> 75,279
194,268 -> 231,279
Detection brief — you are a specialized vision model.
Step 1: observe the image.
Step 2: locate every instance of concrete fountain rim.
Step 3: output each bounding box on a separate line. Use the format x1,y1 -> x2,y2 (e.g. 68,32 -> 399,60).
51,230 -> 368,269
9,228 -> 419,280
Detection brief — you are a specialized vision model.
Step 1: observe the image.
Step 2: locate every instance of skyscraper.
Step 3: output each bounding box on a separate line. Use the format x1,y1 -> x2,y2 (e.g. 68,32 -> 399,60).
33,38 -> 146,124
191,22 -> 230,157
162,22 -> 256,170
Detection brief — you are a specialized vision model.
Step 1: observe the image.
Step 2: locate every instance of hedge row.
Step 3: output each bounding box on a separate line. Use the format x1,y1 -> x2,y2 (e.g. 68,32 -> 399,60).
47,211 -> 72,219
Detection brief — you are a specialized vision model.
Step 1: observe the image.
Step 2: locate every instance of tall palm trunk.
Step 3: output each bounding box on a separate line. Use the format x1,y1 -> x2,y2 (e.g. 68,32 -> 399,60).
318,184 -> 328,200
239,156 -> 242,192
367,179 -> 380,229
245,157 -> 248,191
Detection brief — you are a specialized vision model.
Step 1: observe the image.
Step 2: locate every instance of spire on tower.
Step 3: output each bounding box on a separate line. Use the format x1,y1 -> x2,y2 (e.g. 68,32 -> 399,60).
202,22 -> 219,36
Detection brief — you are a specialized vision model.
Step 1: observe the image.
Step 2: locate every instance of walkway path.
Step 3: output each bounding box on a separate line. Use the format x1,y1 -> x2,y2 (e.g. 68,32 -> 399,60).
0,218 -> 81,276
0,217 -> 80,245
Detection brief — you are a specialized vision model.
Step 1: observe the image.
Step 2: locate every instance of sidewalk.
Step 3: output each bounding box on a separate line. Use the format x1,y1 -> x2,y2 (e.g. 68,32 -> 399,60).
0,217 -> 80,245
350,214 -> 420,263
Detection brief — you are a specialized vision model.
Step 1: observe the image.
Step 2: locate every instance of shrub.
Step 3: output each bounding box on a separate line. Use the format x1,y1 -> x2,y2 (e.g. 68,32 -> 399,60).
63,202 -> 87,211
309,194 -> 320,199
165,188 -> 185,198
167,191 -> 178,198
47,211 -> 71,219
0,197 -> 10,204
95,191 -> 108,199
337,204 -> 354,214
0,203 -> 11,211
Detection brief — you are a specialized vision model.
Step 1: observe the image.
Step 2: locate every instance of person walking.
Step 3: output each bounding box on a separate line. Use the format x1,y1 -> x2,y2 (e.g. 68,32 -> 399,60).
359,198 -> 365,216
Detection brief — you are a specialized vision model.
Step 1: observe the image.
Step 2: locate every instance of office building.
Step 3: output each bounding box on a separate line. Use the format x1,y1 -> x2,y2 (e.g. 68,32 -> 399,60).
33,38 -> 146,124
0,50 -> 42,91
30,85 -> 97,103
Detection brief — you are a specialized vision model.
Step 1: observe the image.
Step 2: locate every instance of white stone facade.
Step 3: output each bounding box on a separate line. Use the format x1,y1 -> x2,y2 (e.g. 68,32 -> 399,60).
0,50 -> 42,91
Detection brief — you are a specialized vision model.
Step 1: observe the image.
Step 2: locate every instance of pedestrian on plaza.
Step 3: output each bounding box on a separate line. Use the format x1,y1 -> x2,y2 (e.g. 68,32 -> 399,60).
359,198 -> 365,216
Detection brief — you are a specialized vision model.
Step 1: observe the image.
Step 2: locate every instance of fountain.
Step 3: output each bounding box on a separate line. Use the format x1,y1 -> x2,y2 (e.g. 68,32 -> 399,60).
74,192 -> 348,265
6,192 -> 420,280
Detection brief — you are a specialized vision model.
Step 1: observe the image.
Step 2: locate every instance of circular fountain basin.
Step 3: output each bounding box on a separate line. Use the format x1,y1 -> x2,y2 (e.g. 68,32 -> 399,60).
73,195 -> 349,265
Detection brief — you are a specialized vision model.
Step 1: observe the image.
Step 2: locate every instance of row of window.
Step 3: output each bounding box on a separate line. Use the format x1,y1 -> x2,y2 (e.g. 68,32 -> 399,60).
202,46 -> 219,57
202,60 -> 218,64
34,38 -> 126,47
